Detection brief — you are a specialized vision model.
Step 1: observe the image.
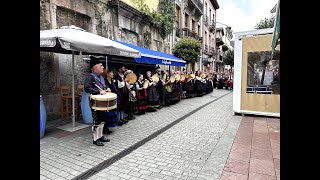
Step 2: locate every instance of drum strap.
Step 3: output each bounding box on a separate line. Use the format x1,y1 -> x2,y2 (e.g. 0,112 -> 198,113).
91,73 -> 106,90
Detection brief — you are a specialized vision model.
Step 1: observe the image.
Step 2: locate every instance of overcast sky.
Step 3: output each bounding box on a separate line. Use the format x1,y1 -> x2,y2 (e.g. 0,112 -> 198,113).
216,0 -> 278,33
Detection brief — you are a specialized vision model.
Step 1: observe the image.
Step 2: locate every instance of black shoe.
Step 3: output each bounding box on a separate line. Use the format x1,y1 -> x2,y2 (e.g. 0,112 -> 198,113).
118,121 -> 123,126
99,136 -> 110,142
103,128 -> 113,135
121,119 -> 128,124
93,139 -> 104,146
105,130 -> 113,135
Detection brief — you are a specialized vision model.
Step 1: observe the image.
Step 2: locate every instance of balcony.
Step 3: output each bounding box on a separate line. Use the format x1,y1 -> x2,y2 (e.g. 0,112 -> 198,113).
209,20 -> 215,32
216,37 -> 224,46
203,44 -> 208,54
186,0 -> 203,16
208,46 -> 214,56
182,27 -> 201,40
204,16 -> 209,26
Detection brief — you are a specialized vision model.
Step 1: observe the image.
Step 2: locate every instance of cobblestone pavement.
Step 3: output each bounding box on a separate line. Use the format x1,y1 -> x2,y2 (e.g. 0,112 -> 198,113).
87,92 -> 241,180
40,90 -> 233,180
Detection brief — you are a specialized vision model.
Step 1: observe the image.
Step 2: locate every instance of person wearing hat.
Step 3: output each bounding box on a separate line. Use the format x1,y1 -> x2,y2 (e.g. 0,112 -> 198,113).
114,65 -> 129,125
84,56 -> 111,146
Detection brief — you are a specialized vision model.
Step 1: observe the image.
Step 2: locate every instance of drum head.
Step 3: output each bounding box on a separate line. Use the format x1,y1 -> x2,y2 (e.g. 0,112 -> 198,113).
180,75 -> 185,81
169,76 -> 175,83
143,80 -> 149,89
90,93 -> 117,100
127,73 -> 137,85
174,74 -> 181,81
200,73 -> 206,79
162,73 -> 167,81
151,74 -> 159,84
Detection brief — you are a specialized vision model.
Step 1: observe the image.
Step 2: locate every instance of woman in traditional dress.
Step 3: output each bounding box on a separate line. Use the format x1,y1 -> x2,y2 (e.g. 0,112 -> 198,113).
135,73 -> 148,115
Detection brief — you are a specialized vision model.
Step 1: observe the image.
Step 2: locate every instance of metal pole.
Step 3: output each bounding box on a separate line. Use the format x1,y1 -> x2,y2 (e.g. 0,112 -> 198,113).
72,51 -> 75,127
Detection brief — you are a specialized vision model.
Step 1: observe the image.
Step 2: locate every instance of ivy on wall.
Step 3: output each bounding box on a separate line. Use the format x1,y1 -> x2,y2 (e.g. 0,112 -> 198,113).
130,0 -> 175,39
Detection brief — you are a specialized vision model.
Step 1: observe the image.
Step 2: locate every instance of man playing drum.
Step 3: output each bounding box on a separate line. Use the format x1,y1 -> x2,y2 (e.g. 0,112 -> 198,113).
84,56 -> 111,146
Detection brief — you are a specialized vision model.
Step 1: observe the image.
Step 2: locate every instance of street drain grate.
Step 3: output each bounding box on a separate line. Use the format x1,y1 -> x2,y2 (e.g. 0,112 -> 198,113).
72,92 -> 232,180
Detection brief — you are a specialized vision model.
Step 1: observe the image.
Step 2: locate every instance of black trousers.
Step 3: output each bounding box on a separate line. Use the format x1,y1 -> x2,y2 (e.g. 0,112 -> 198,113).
92,110 -> 105,125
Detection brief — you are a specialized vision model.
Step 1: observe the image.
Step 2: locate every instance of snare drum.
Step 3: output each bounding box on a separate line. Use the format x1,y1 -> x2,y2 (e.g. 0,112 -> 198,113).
90,93 -> 117,111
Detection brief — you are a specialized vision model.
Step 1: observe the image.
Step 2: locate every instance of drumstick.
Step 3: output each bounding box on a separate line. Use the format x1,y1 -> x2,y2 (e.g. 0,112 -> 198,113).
93,82 -> 104,91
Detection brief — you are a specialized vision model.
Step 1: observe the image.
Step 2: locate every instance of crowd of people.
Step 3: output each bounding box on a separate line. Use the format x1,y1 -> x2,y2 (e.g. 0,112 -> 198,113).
84,56 -> 233,146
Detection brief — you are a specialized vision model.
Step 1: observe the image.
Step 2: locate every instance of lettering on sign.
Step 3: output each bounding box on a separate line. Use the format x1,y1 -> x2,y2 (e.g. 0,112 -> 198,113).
40,39 -> 55,47
162,60 -> 172,65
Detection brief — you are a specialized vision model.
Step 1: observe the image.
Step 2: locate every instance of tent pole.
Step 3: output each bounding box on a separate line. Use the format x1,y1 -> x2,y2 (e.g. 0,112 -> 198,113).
72,51 -> 75,127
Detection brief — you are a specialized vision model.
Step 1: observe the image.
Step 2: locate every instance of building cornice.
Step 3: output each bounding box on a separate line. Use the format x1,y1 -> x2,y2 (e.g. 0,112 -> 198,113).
210,0 -> 219,9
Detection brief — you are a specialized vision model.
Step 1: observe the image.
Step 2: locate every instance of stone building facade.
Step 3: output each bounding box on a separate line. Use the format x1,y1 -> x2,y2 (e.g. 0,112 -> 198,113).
40,0 -> 171,120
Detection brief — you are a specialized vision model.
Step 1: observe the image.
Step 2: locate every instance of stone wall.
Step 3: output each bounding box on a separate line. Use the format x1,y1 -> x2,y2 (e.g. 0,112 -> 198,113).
40,0 -> 172,121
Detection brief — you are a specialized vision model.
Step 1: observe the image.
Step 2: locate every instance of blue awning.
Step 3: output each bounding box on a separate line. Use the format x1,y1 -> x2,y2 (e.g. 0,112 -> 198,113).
114,40 -> 186,66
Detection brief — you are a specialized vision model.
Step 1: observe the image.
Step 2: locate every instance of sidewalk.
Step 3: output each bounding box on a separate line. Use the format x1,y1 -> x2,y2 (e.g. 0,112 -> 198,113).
220,116 -> 280,180
40,90 -> 231,180
40,90 -> 280,180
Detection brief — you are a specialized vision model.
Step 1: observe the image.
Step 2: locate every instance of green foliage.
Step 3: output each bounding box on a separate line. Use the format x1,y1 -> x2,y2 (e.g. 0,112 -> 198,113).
255,16 -> 275,29
130,0 -> 175,39
172,37 -> 201,64
224,49 -> 234,66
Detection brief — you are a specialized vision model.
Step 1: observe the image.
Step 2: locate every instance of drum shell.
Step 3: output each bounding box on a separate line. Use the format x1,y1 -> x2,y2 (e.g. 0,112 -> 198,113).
90,94 -> 117,111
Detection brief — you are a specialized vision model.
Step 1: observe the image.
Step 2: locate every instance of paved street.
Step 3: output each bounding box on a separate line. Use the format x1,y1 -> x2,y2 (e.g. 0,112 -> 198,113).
40,90 -> 280,180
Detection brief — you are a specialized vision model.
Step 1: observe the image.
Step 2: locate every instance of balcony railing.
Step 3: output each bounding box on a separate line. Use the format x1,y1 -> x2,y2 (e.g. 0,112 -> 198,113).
204,44 -> 208,53
189,0 -> 203,14
209,20 -> 215,32
204,16 -> 209,26
208,46 -> 214,56
182,27 -> 201,40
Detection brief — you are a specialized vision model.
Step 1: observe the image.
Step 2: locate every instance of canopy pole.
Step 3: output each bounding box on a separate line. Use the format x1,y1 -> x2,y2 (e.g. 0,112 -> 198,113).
72,51 -> 75,127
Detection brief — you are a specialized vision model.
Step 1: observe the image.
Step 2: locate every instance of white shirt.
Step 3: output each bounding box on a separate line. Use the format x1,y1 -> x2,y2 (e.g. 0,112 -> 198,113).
117,73 -> 126,88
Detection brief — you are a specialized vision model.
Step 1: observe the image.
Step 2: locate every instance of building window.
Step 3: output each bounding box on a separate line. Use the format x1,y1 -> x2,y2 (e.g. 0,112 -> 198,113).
205,31 -> 207,44
205,2 -> 207,16
185,13 -> 189,28
192,19 -> 196,32
176,6 -> 180,25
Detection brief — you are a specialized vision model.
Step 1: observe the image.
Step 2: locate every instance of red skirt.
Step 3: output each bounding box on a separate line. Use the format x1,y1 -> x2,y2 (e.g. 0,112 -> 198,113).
137,89 -> 148,111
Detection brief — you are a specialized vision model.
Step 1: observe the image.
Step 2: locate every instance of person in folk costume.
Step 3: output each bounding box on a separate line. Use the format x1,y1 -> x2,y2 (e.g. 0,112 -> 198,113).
212,73 -> 218,89
194,71 -> 202,96
168,70 -> 177,104
161,70 -> 171,106
114,65 -> 129,125
102,69 -> 118,129
125,70 -> 137,120
181,72 -> 188,98
145,70 -> 160,111
154,66 -> 164,108
174,71 -> 182,103
164,70 -> 174,105
84,56 -> 111,146
135,73 -> 148,115
185,74 -> 194,98
205,74 -> 213,94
